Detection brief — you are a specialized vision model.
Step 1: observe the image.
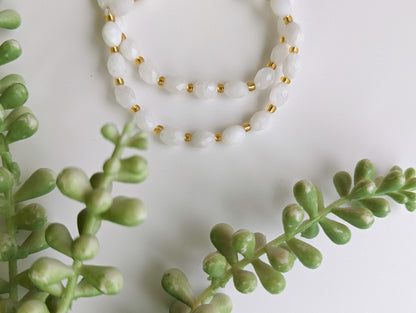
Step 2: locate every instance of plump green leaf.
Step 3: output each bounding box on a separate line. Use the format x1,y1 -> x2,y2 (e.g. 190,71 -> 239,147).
114,156 -> 148,183
210,223 -> 238,265
29,258 -> 74,289
319,217 -> 351,245
56,167 -> 91,202
193,304 -> 219,313
16,300 -> 49,313
80,265 -> 123,295
387,192 -> 408,204
282,204 -> 304,234
77,209 -> 101,235
232,269 -> 257,294
13,203 -> 46,231
333,171 -> 352,197
266,244 -> 296,273
45,223 -> 73,257
0,10 -> 21,29
231,229 -> 255,258
0,167 -> 14,193
293,180 -> 318,217
354,159 -> 375,184
14,168 -> 56,203
101,123 -> 119,143
101,196 -> 146,226
348,179 -> 376,200
301,223 -> 320,239
6,112 -> 38,143
0,74 -> 25,94
332,207 -> 375,229
252,259 -> 286,294
0,233 -> 17,261
71,234 -> 99,261
210,293 -> 232,313
169,301 -> 191,313
359,198 -> 391,218
203,252 -> 229,278
0,83 -> 28,109
254,232 -> 267,250
287,238 -> 322,269
0,39 -> 21,66
74,279 -> 103,299
127,131 -> 147,150
20,225 -> 49,255
161,269 -> 195,307
376,170 -> 406,194
85,188 -> 113,215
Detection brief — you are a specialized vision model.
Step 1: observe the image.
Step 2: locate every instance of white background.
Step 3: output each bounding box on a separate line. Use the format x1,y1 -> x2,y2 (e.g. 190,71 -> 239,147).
1,0 -> 416,312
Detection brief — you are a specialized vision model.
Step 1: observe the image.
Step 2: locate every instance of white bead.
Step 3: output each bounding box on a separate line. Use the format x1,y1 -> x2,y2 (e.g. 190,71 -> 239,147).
193,81 -> 217,99
97,0 -> 111,9
283,53 -> 301,78
224,81 -> 249,98
281,22 -> 303,45
115,15 -> 127,33
139,62 -> 159,85
250,111 -> 273,131
160,128 -> 183,146
107,53 -> 126,77
222,125 -> 246,145
109,0 -> 134,16
135,111 -> 158,132
164,76 -> 188,94
254,67 -> 276,90
192,131 -> 215,147
102,22 -> 122,47
270,0 -> 292,16
271,42 -> 290,65
269,83 -> 289,107
114,85 -> 136,108
119,38 -> 138,61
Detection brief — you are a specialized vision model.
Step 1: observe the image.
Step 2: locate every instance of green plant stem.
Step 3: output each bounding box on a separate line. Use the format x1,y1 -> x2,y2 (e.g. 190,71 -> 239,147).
55,260 -> 82,313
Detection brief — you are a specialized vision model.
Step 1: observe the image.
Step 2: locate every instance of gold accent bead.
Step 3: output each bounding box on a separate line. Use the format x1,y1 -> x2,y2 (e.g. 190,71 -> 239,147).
154,125 -> 164,134
121,33 -> 127,40
135,56 -> 145,66
267,104 -> 277,114
115,78 -> 124,85
217,84 -> 225,93
283,15 -> 294,25
110,46 -> 119,53
105,14 -> 115,22
187,83 -> 194,93
289,46 -> 299,54
267,62 -> 277,70
243,123 -> 252,132
184,133 -> 192,142
158,76 -> 165,86
280,36 -> 286,43
130,105 -> 141,113
215,133 -> 222,142
281,76 -> 291,84
247,82 -> 256,92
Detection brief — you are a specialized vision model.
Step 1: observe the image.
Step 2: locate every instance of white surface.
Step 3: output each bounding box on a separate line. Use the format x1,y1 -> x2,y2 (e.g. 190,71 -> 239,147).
2,0 -> 416,312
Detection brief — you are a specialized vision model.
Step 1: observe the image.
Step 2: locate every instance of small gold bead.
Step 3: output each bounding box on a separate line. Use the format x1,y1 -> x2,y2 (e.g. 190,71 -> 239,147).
158,76 -> 165,86
280,36 -> 286,43
281,76 -> 291,84
247,82 -> 256,92
130,105 -> 141,113
105,14 -> 115,22
121,33 -> 127,40
215,133 -> 222,142
243,123 -> 252,132
267,62 -> 277,70
289,46 -> 299,54
135,56 -> 145,66
184,133 -> 192,142
283,15 -> 294,25
154,125 -> 164,134
115,77 -> 124,85
267,104 -> 277,114
110,46 -> 119,53
187,83 -> 194,93
217,84 -> 225,93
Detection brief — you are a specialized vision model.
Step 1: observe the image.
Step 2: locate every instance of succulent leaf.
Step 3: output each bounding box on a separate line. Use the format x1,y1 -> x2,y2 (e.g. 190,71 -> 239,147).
101,123 -> 119,143
282,204 -> 304,234
0,10 -> 21,29
252,259 -> 286,294
80,265 -> 123,295
348,179 -> 376,200
333,171 -> 352,197
115,156 -> 148,183
0,39 -> 22,66
287,238 -> 322,269
13,203 -> 46,231
71,234 -> 99,261
161,269 -> 195,307
6,112 -> 38,143
232,269 -> 257,294
319,217 -> 351,245
376,170 -> 406,194
101,196 -> 146,226
359,198 -> 391,218
301,223 -> 320,239
74,279 -> 102,299
13,168 -> 56,203
266,245 -> 296,273
354,159 -> 375,184
56,167 -> 91,202
85,188 -> 113,215
29,258 -> 74,288
20,225 -> 49,255
169,301 -> 191,313
16,300 -> 49,313
193,304 -> 219,313
210,223 -> 238,265
203,252 -> 229,278
0,233 -> 17,261
231,229 -> 255,258
210,293 -> 232,313
332,207 -> 375,229
293,180 -> 318,217
45,223 -> 73,257
0,83 -> 28,109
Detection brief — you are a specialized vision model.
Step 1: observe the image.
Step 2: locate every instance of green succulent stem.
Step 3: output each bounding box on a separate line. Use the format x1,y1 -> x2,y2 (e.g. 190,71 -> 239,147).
55,260 -> 82,313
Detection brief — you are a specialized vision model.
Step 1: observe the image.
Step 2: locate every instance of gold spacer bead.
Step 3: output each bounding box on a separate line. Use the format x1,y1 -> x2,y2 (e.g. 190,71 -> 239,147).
243,123 -> 252,132
187,83 -> 194,93
267,104 -> 277,114
121,33 -> 127,40
215,133 -> 222,142
154,125 -> 164,134
105,14 -> 115,22
217,84 -> 225,93
115,77 -> 124,85
247,82 -> 256,92
267,62 -> 277,70
135,56 -> 145,66
283,15 -> 294,25
289,46 -> 299,54
110,46 -> 119,53
280,36 -> 286,43
281,76 -> 291,84
184,133 -> 192,142
130,105 -> 141,113
158,76 -> 165,86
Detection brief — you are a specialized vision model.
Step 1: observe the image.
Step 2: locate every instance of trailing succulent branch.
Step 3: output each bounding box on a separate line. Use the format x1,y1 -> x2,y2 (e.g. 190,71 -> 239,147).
161,159 -> 416,313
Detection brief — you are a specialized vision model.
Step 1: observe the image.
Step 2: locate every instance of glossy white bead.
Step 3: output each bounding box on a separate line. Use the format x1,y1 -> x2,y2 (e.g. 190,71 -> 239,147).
254,67 -> 276,90
139,62 -> 159,85
269,83 -> 289,107
97,0 -> 111,9
164,76 -> 188,94
271,42 -> 290,65
102,22 -> 122,47
135,111 -> 158,132
114,85 -> 136,108
160,128 -> 183,146
224,81 -> 249,98
281,22 -> 303,45
119,38 -> 138,61
250,111 -> 273,131
222,125 -> 246,145
193,81 -> 217,99
192,130 -> 215,147
109,0 -> 134,16
107,53 -> 126,77
270,0 -> 292,16
283,53 -> 301,78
